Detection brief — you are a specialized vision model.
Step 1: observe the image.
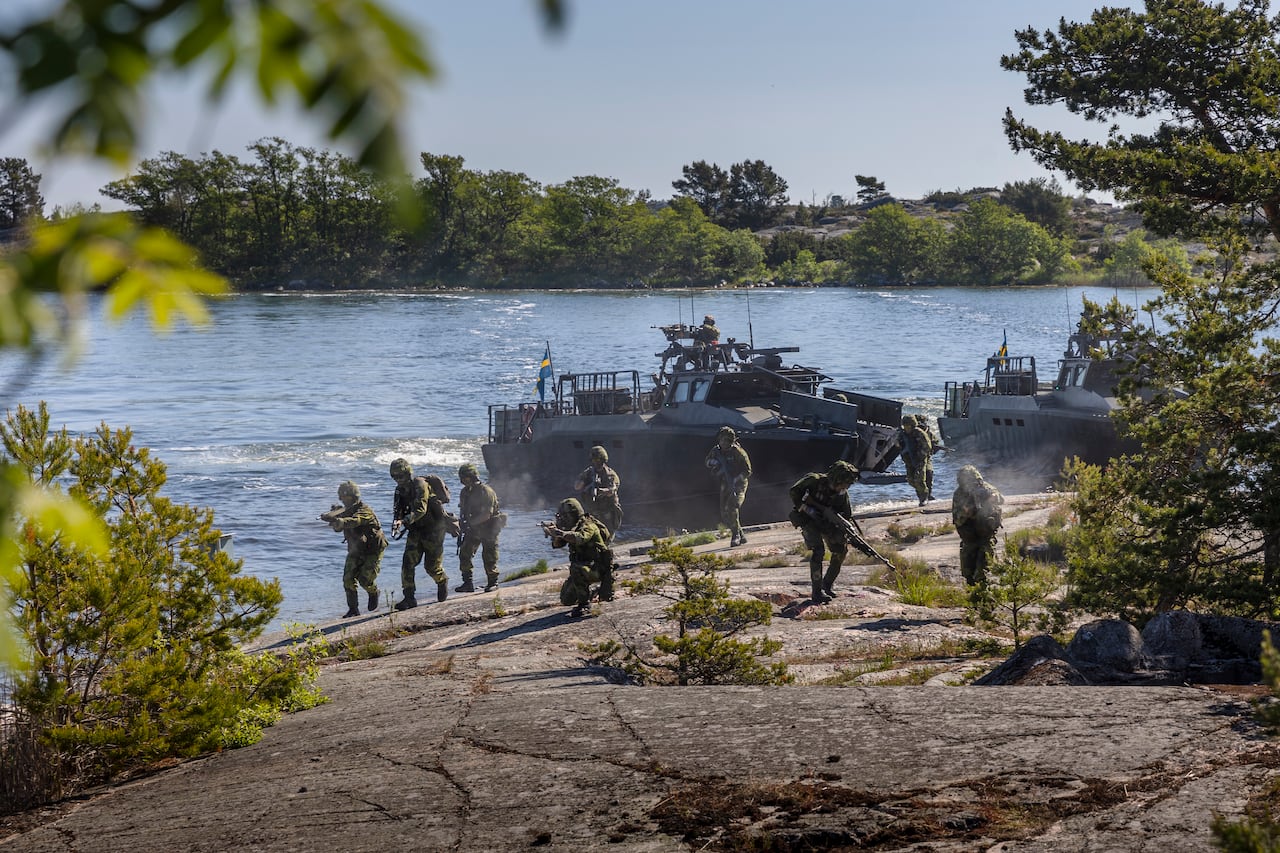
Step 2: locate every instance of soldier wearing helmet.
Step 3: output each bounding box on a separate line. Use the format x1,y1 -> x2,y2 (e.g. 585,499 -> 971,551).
951,465 -> 1004,585
542,497 -> 615,617
388,458 -> 450,609
898,414 -> 937,506
573,445 -> 622,539
691,314 -> 721,368
705,426 -> 753,546
788,461 -> 862,603
456,462 -> 504,593
321,480 -> 387,618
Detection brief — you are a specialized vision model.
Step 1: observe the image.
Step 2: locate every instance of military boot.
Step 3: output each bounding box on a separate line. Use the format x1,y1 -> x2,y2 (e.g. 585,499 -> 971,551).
367,589 -> 379,612
455,577 -> 475,593
809,564 -> 830,603
395,592 -> 417,611
483,576 -> 499,593
342,589 -> 360,618
437,581 -> 449,602
822,560 -> 843,601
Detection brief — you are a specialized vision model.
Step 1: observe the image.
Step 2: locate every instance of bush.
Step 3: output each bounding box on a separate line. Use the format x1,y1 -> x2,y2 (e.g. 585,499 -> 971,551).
0,404 -> 306,812
582,540 -> 792,686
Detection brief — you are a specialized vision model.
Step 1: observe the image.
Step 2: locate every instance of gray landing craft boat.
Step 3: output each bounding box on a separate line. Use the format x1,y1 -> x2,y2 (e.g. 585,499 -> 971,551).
482,324 -> 904,530
937,312 -> 1140,474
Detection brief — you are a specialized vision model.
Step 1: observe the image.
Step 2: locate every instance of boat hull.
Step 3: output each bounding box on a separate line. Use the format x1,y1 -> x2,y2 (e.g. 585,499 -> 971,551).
483,424 -> 867,531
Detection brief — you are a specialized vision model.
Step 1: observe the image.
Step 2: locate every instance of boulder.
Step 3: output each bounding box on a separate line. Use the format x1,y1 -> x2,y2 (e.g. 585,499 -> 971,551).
974,635 -> 1089,686
1141,611 -> 1202,671
1067,619 -> 1147,673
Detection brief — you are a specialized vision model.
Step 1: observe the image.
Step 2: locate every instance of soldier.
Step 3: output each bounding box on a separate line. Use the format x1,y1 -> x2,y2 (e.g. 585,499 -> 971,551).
899,414 -> 937,506
573,445 -> 623,539
692,314 -> 720,367
456,462 -> 504,592
705,426 -> 752,546
388,458 -> 449,610
951,465 -> 1004,585
789,461 -> 861,603
321,480 -> 387,618
542,497 -> 615,617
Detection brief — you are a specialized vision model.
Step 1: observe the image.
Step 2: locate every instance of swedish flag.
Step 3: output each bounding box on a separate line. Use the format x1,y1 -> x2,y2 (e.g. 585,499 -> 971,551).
536,343 -> 552,401
996,329 -> 1008,361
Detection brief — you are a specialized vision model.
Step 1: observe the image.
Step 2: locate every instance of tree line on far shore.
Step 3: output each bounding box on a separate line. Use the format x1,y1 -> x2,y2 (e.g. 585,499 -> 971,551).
0,147 -> 1186,291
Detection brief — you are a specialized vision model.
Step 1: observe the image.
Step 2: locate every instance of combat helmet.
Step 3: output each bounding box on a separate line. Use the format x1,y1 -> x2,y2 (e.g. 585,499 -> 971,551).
337,480 -> 361,502
557,497 -> 584,521
716,425 -> 736,442
957,465 -> 981,487
901,414 -> 916,428
458,462 -> 480,481
389,457 -> 412,479
590,445 -> 609,463
826,460 -> 860,486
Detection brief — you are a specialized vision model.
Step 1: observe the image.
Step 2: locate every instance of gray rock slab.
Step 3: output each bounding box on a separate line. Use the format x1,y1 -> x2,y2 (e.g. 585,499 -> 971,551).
6,494 -> 1278,851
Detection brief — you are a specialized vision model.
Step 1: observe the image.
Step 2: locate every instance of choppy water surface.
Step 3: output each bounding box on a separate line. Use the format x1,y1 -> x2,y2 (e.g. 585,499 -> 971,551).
11,285 -> 1152,627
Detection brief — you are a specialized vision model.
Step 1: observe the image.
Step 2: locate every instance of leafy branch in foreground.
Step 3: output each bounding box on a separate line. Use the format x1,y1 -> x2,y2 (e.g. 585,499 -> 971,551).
583,540 -> 791,686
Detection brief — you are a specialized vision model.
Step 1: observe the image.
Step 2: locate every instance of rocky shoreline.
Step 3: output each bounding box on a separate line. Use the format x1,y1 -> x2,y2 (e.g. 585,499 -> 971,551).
4,493 -> 1278,851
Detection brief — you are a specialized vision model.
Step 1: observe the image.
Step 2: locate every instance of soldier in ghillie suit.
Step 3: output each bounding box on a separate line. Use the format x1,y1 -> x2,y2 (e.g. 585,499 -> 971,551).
951,465 -> 1004,585
705,425 -> 752,546
389,458 -> 451,610
321,480 -> 387,618
573,445 -> 622,540
456,462 -> 504,593
899,414 -> 936,506
542,497 -> 615,617
789,460 -> 861,603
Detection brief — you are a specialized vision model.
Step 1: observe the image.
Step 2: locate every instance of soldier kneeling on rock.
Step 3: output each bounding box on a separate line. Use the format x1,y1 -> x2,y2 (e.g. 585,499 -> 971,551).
542,498 -> 616,618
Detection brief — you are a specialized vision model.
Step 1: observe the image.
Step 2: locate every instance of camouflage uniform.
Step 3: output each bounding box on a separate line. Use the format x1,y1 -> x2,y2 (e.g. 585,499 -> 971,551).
574,446 -> 623,539
547,498 -> 615,616
951,465 -> 1004,585
705,426 -> 752,546
390,458 -> 449,609
325,481 -> 386,618
789,461 -> 860,603
457,463 -> 503,592
899,414 -> 936,506
692,314 -> 720,367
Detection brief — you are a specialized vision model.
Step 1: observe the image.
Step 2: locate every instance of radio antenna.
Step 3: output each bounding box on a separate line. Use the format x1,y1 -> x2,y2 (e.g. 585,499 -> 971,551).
746,288 -> 755,350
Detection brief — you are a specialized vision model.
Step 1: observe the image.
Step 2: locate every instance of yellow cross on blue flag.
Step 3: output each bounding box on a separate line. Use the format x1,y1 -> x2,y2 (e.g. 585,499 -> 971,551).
996,329 -> 1008,361
536,343 -> 552,401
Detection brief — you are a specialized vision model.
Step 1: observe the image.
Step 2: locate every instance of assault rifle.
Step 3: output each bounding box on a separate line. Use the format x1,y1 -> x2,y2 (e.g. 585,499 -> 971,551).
801,504 -> 895,570
319,503 -> 348,527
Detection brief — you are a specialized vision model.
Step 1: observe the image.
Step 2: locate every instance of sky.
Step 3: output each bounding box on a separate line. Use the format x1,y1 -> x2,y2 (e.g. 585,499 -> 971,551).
1,0 -> 1136,211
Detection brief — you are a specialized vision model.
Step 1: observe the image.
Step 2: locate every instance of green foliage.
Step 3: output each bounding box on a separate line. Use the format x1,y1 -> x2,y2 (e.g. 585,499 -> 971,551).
504,559 -> 550,581
892,562 -> 967,608
0,158 -> 44,228
2,403 -> 285,789
676,531 -> 718,548
999,177 -> 1073,237
1003,0 -> 1280,243
840,203 -> 944,286
969,542 -> 1064,649
941,198 -> 1071,285
854,174 -> 889,205
594,540 -> 792,686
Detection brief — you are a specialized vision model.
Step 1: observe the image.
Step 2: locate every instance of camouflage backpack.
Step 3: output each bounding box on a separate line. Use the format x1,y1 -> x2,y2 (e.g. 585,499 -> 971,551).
424,473 -> 451,503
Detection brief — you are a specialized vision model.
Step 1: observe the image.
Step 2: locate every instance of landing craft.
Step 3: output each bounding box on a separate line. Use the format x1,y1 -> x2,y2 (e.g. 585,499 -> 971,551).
482,324 -> 905,531
937,306 -> 1152,477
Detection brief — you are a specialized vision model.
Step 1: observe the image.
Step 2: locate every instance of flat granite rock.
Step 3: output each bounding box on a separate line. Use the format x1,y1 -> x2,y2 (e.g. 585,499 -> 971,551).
5,494 -> 1279,852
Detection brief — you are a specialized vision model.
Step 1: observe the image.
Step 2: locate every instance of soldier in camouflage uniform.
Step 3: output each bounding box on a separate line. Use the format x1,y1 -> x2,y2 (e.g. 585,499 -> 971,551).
789,461 -> 860,603
389,458 -> 449,610
899,414 -> 937,506
951,465 -> 1004,585
322,480 -> 387,618
705,426 -> 752,546
573,445 -> 622,540
692,314 -> 720,368
543,497 -> 615,617
456,462 -> 503,592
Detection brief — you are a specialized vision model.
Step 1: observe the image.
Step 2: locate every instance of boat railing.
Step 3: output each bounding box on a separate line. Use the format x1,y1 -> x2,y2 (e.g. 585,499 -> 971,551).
985,355 -> 1038,396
